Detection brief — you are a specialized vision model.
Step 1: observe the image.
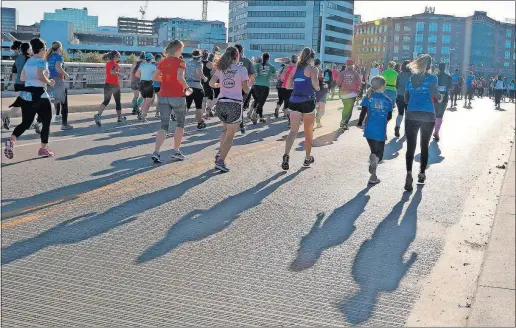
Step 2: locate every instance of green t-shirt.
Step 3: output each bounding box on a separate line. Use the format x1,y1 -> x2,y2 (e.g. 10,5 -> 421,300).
254,63 -> 276,87
382,68 -> 398,91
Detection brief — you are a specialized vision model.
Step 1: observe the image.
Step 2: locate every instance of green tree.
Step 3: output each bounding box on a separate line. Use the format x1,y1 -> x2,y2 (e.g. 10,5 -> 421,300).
82,52 -> 103,63
125,54 -> 138,64
62,50 -> 71,62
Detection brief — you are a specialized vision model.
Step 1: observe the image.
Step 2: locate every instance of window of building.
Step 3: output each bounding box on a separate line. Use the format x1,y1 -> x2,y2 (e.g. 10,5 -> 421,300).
404,25 -> 412,32
326,24 -> 352,34
250,44 -> 304,52
326,35 -> 352,45
248,22 -> 304,28
506,40 -> 512,48
327,14 -> 353,25
383,36 -> 387,42
507,29 -> 512,37
505,51 -> 511,59
248,0 -> 306,6
394,46 -> 399,53
403,35 -> 411,42
442,57 -> 450,64
326,1 -> 353,14
383,46 -> 386,52
428,46 -> 436,54
441,47 -> 450,54
324,47 -> 352,57
428,35 -> 437,43
504,62 -> 509,67
441,23 -> 451,32
248,11 -> 306,17
403,45 -> 410,51
442,35 -> 451,43
414,45 -> 423,53
416,34 -> 423,43
416,22 -> 425,32
394,34 -> 399,42
248,33 -> 305,39
395,23 -> 400,31
429,23 -> 438,32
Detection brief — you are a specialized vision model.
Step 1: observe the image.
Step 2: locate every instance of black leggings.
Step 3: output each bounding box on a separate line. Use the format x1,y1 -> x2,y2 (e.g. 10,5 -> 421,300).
253,85 -> 270,118
102,84 -> 121,111
494,89 -> 503,106
396,95 -> 407,117
13,98 -> 52,144
367,138 -> 385,161
405,119 -> 435,174
54,89 -> 69,125
277,88 -> 292,109
358,106 -> 368,126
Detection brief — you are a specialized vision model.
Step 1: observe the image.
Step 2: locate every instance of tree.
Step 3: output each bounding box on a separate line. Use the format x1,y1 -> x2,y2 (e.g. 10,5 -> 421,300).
81,52 -> 103,63
125,54 -> 138,64
62,50 -> 71,62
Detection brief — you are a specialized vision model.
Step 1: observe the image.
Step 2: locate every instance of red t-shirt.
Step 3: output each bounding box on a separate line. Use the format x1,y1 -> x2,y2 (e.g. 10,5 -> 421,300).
105,61 -> 120,85
157,57 -> 186,97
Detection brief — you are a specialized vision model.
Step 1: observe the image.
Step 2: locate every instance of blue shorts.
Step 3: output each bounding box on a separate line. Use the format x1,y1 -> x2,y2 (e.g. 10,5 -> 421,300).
384,89 -> 397,107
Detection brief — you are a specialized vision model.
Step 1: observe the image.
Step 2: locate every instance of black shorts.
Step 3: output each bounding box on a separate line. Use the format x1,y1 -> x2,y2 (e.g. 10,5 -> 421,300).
202,82 -> 213,100
186,87 -> 204,109
139,81 -> 155,99
14,84 -> 24,92
131,79 -> 140,91
154,87 -> 160,94
214,87 -> 220,99
289,100 -> 316,114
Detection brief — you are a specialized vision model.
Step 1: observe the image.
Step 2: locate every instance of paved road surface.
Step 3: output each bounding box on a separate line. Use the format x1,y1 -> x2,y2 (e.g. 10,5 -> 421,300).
1,97 -> 515,326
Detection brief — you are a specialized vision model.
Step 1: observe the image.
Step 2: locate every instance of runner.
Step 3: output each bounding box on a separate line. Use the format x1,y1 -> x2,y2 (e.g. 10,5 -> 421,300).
403,54 -> 443,191
135,53 -> 156,121
450,69 -> 461,107
458,75 -> 465,101
361,76 -> 393,184
274,61 -> 288,118
488,77 -> 495,99
151,40 -> 190,163
281,47 -> 320,170
93,50 -> 125,127
382,61 -> 398,107
313,59 -> 328,129
4,38 -> 55,159
251,52 -> 276,124
3,41 -> 31,131
234,44 -> 256,134
130,53 -> 145,114
201,49 -> 216,118
282,55 -> 298,128
331,66 -> 339,99
46,41 -> 73,131
433,62 -> 452,142
208,46 -> 250,172
153,54 -> 162,118
494,75 -> 504,110
367,62 -> 381,88
392,60 -> 411,137
185,49 -> 208,130
464,71 -> 475,107
323,64 -> 334,101
509,79 -> 515,103
336,59 -> 362,131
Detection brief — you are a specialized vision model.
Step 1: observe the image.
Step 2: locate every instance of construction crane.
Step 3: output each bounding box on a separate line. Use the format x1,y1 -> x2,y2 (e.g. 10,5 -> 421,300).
140,1 -> 149,20
202,0 -> 230,21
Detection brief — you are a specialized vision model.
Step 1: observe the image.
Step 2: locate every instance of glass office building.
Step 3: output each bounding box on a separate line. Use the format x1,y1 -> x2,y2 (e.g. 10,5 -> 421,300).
44,8 -> 98,33
1,7 -> 18,32
158,18 -> 226,45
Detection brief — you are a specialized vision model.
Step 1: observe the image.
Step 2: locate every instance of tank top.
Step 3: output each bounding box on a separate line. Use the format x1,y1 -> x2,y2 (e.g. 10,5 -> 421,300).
290,66 -> 315,103
202,59 -> 211,79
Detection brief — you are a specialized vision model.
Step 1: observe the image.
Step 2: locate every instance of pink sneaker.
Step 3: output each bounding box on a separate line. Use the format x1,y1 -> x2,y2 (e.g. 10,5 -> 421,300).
38,147 -> 55,158
4,138 -> 14,159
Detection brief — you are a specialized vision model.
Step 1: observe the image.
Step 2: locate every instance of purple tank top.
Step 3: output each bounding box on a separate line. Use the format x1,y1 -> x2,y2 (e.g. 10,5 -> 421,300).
290,66 -> 315,103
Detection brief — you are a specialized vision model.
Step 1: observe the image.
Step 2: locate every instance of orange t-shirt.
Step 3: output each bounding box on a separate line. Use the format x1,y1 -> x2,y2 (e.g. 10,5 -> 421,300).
157,57 -> 186,97
105,61 -> 120,85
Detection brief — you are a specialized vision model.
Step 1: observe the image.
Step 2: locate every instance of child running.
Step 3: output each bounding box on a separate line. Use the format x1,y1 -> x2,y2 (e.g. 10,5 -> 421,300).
136,53 -> 156,121
361,76 -> 393,184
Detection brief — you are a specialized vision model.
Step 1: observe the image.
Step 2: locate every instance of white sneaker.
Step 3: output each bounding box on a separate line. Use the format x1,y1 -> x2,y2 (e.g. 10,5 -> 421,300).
170,150 -> 186,161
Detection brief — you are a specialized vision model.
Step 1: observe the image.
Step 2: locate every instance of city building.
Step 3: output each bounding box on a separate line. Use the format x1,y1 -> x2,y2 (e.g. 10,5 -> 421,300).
1,7 -> 18,32
97,26 -> 118,33
228,0 -> 354,67
43,7 -> 98,33
117,17 -> 154,36
353,14 -> 361,31
352,8 -> 515,78
158,18 -> 226,46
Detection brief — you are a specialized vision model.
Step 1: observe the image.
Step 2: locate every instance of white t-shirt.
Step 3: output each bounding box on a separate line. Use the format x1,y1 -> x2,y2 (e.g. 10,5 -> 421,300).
368,67 -> 380,85
213,64 -> 249,102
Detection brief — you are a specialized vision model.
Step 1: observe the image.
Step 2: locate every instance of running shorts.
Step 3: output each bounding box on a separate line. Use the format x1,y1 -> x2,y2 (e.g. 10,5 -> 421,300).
202,81 -> 214,100
139,81 -> 155,99
154,87 -> 161,94
216,101 -> 243,124
186,87 -> 204,109
384,89 -> 397,107
289,100 -> 316,114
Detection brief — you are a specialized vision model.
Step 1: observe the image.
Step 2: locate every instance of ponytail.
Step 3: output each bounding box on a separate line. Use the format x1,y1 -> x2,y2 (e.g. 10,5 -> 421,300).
46,41 -> 62,59
366,76 -> 386,98
262,52 -> 270,69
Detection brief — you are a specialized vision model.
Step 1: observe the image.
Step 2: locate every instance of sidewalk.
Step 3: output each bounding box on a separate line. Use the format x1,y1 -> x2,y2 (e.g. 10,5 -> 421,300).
468,144 -> 516,327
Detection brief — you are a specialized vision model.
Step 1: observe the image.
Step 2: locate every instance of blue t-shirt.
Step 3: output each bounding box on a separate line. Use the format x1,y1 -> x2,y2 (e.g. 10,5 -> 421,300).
47,53 -> 64,79
14,55 -> 28,85
451,73 -> 460,85
465,75 -> 475,87
406,74 -> 438,114
139,62 -> 156,81
363,92 -> 393,141
509,82 -> 515,91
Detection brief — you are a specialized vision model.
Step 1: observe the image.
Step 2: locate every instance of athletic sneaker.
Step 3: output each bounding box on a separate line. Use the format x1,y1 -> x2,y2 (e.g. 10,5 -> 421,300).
151,152 -> 162,163
4,138 -> 14,159
117,116 -> 127,123
3,117 -> 10,130
281,154 -> 290,170
368,175 -> 381,184
215,159 -> 229,172
404,174 -> 414,191
94,114 -> 102,127
197,121 -> 207,130
55,115 -> 61,122
240,122 -> 246,134
417,172 -> 426,185
171,150 -> 186,161
369,153 -> 378,176
395,126 -> 400,138
274,107 -> 280,118
61,124 -> 74,131
259,118 -> 266,123
34,122 -> 42,134
38,147 -> 55,158
303,156 -> 315,167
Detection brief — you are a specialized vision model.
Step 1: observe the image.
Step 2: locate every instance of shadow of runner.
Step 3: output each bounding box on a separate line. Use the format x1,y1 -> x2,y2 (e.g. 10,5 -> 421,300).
136,170 -> 303,264
1,170 -> 216,265
383,136 -> 406,161
290,185 -> 373,272
295,119 -> 359,150
415,140 -> 445,167
339,186 -> 423,325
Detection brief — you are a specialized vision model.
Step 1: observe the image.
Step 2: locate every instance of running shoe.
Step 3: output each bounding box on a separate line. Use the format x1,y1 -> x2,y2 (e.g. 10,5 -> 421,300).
274,107 -> 280,118
368,175 -> 381,184
215,159 -> 229,172
259,118 -> 266,124
61,124 -> 74,131
3,117 -> 10,130
369,153 -> 378,176
395,126 -> 400,138
240,122 -> 246,134
94,114 -> 102,127
55,114 -> 61,122
34,122 -> 42,134
38,147 -> 55,158
132,107 -> 139,115
4,138 -> 14,159
281,154 -> 290,170
117,116 -> 127,123
303,156 -> 315,167
151,152 -> 163,164
197,121 -> 207,130
417,172 -> 426,185
404,174 -> 414,192
171,150 -> 186,161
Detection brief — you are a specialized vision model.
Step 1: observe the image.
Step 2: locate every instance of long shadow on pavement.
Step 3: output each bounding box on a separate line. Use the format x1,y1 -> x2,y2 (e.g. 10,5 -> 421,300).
383,136 -> 406,161
290,185 -> 373,272
1,170 -> 216,265
136,170 -> 303,264
415,140 -> 445,168
339,186 -> 423,325
295,119 -> 359,150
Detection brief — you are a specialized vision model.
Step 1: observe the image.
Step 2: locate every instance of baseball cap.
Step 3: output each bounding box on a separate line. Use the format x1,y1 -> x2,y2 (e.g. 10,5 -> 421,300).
192,49 -> 202,58
144,53 -> 154,60
346,59 -> 354,65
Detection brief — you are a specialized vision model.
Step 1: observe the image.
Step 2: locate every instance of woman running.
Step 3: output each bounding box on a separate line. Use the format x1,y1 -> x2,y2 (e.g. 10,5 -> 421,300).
274,62 -> 287,118
208,46 -> 250,172
135,53 -> 156,121
153,54 -> 162,118
151,40 -> 191,163
130,53 -> 145,114
282,55 -> 298,128
393,60 -> 411,137
47,41 -> 73,130
4,38 -> 55,159
433,62 -> 452,142
281,47 -> 320,170
3,41 -> 31,131
362,76 -> 393,184
94,51 -> 124,126
336,59 -> 362,131
185,49 -> 208,130
313,59 -> 328,129
403,54 -> 443,191
251,52 -> 276,124
494,75 -> 505,110
201,49 -> 216,118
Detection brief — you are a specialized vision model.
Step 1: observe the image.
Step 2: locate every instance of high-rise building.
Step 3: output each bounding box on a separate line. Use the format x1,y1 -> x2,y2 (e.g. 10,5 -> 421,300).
352,9 -> 515,78
43,8 -> 98,33
228,0 -> 354,66
1,7 -> 18,32
117,17 -> 154,36
158,18 -> 226,46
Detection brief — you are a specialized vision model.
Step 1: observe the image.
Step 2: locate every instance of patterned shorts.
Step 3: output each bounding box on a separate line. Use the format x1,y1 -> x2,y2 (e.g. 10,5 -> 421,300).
216,101 -> 243,124
158,96 -> 187,129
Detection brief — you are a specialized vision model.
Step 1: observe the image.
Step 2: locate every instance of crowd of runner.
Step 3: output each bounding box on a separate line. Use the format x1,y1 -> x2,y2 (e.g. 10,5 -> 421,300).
2,38 -> 515,190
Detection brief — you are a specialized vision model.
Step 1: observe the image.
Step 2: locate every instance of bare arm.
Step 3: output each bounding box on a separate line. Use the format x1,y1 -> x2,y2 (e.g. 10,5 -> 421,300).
177,68 -> 189,89
209,73 -> 219,88
196,66 -> 207,82
135,69 -> 141,78
310,67 -> 320,92
55,61 -> 69,79
37,68 -> 53,85
286,67 -> 296,90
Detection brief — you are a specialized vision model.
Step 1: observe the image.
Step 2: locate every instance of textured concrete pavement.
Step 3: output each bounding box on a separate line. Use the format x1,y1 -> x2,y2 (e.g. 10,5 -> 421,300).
1,96 -> 515,326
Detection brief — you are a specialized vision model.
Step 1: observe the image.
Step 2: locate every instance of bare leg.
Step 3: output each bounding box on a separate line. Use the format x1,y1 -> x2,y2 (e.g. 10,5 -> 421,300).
154,129 -> 167,153
303,113 -> 315,159
284,111 -> 303,155
219,124 -> 238,161
173,127 -> 184,151
142,98 -> 152,117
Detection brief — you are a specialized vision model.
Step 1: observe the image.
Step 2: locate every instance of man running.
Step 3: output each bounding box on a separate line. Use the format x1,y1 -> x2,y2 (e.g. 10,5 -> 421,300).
434,62 -> 452,142
464,71 -> 475,108
130,53 -> 145,114
336,59 -> 362,131
450,69 -> 461,108
382,61 -> 398,107
185,49 -> 208,130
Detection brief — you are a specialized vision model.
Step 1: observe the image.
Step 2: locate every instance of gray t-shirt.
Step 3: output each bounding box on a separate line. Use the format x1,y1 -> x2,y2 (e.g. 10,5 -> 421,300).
186,59 -> 203,89
237,57 -> 255,76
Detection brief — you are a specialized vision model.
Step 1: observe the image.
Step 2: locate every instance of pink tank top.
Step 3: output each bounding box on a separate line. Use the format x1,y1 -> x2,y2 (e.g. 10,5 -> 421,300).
282,65 -> 295,88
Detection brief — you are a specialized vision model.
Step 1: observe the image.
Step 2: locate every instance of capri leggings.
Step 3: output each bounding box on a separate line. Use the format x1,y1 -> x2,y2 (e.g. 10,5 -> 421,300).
158,96 -> 187,129
13,98 -> 52,144
405,118 -> 435,174
102,84 -> 121,111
